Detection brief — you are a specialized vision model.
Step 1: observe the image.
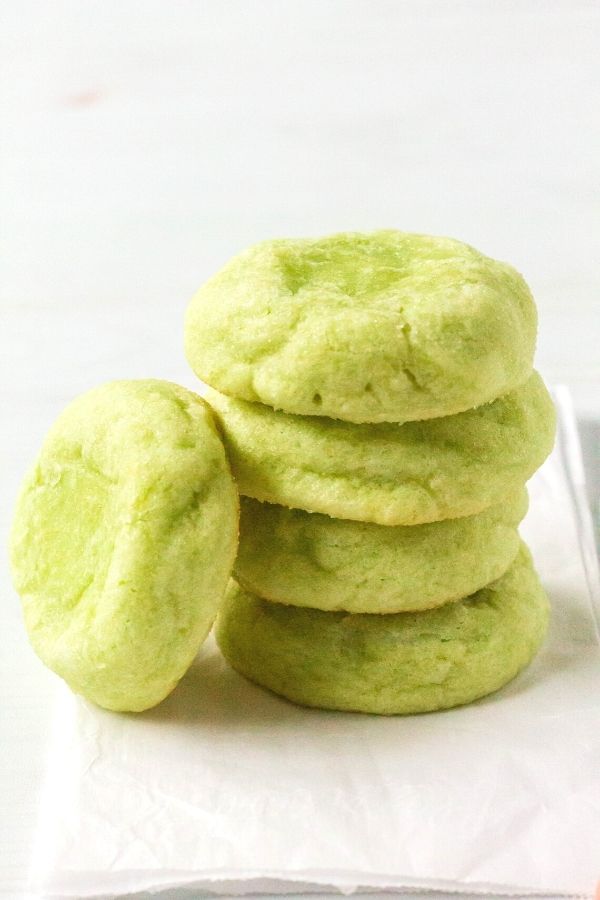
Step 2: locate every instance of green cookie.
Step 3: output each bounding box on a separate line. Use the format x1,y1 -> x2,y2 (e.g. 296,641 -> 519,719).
10,380 -> 239,712
235,490 -> 527,613
185,230 -> 537,423
206,372 -> 555,525
217,543 -> 549,716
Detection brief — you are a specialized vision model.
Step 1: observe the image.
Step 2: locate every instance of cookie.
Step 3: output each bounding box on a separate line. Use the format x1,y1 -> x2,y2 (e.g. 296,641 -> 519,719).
235,490 -> 527,613
206,371 -> 555,525
217,543 -> 549,715
10,380 -> 239,712
185,231 -> 537,423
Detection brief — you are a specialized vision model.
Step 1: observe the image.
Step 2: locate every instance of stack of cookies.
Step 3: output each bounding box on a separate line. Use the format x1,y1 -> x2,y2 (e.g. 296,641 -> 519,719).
185,231 -> 556,715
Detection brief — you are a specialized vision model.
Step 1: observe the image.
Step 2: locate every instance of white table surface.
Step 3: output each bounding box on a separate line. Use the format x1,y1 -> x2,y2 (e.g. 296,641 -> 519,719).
1,2 -> 599,897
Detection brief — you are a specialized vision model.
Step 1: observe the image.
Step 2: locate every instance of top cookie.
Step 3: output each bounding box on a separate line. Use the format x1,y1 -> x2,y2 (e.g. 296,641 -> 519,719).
185,230 -> 537,423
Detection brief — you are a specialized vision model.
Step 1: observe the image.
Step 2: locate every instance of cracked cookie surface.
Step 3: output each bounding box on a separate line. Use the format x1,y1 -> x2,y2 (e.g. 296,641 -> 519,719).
235,490 -> 527,613
185,230 -> 537,423
217,543 -> 549,715
10,380 -> 239,712
206,372 -> 555,525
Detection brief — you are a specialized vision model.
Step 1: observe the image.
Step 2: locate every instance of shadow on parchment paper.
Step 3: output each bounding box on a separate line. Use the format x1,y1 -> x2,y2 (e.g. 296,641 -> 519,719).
138,640 -> 311,730
91,885 -> 434,900
578,417 -> 600,553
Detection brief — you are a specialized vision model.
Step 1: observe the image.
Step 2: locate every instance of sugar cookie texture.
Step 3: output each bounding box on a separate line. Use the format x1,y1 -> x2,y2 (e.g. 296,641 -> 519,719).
185,231 -> 537,424
217,544 -> 549,715
235,490 -> 527,613
206,372 -> 555,525
10,381 -> 239,712
190,229 -> 556,715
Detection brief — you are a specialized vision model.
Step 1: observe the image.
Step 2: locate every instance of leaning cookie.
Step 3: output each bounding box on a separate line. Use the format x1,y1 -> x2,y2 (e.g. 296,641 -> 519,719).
235,490 -> 528,614
10,380 -> 239,712
185,230 -> 537,423
217,543 -> 549,716
206,371 -> 555,526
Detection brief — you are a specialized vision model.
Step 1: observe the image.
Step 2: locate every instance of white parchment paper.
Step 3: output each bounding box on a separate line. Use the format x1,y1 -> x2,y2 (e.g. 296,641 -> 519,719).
31,388 -> 600,899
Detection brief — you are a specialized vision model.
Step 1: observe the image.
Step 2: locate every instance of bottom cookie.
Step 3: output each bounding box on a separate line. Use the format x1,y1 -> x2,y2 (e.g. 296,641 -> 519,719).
216,543 -> 549,715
